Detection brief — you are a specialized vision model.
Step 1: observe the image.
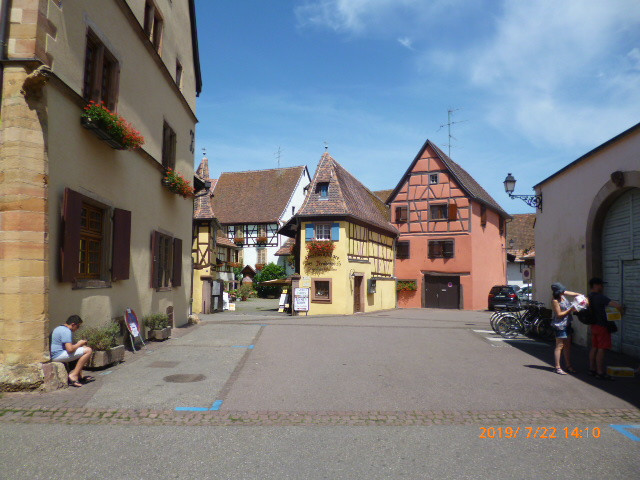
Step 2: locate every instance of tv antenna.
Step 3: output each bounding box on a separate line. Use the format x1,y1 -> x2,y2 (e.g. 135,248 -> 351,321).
438,108 -> 466,158
274,146 -> 283,168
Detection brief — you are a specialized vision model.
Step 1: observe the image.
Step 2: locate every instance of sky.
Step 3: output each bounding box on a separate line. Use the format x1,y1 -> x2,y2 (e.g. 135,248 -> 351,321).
193,0 -> 640,214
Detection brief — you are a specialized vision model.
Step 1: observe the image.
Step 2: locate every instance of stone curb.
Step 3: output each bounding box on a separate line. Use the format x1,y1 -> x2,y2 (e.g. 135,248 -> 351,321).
1,407 -> 639,427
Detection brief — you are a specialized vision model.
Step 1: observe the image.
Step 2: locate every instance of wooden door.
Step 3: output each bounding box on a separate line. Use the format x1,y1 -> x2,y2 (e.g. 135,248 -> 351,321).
424,275 -> 460,309
354,275 -> 363,313
202,280 -> 212,314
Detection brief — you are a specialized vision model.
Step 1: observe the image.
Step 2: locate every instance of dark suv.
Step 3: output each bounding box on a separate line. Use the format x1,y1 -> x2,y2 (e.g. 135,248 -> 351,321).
488,285 -> 520,311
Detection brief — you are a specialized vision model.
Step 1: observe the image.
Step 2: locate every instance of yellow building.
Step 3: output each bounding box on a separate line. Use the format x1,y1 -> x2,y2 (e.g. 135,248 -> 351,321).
192,156 -> 240,314
0,0 -> 202,388
280,153 -> 398,315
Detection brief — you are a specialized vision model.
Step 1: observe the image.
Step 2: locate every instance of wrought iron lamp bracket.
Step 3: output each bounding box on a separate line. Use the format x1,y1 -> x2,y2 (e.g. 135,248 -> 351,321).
508,193 -> 542,210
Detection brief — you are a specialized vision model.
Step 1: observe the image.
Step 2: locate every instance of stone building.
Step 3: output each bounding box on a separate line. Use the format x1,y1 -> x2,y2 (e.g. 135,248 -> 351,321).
384,140 -> 510,310
0,0 -> 202,388
534,122 -> 640,357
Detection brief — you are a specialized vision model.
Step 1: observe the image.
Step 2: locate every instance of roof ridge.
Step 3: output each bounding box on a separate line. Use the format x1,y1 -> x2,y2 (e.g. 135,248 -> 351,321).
219,165 -> 306,176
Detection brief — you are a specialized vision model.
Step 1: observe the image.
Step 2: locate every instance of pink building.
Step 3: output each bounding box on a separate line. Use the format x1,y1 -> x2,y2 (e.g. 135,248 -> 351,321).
385,140 -> 510,310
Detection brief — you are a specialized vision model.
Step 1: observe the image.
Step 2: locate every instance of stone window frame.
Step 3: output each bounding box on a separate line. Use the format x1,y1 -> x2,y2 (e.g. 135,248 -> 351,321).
312,278 -> 332,303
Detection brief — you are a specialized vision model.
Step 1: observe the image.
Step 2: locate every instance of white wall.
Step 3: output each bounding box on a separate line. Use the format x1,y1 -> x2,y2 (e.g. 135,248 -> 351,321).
534,129 -> 640,347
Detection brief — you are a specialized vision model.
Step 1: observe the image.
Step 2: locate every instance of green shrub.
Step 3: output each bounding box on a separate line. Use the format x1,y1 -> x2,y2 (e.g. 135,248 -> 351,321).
142,313 -> 170,330
78,322 -> 120,351
254,262 -> 286,298
237,283 -> 254,300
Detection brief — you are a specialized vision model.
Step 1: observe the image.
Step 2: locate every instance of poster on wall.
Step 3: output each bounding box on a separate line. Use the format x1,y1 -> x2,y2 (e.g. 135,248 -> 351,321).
294,288 -> 310,312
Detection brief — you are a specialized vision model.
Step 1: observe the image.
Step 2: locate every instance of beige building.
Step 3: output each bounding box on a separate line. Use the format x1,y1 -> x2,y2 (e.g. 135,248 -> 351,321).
534,122 -> 640,357
0,0 -> 202,388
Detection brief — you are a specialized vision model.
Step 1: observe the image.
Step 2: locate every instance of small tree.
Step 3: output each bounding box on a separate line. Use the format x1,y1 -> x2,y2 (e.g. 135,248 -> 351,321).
254,262 -> 286,298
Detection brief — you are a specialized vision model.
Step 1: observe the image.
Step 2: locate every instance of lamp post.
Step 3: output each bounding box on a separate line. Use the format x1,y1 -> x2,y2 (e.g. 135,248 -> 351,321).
503,173 -> 542,210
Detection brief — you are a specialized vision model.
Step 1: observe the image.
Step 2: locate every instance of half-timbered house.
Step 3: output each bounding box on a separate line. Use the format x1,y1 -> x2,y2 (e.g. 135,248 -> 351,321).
387,140 -> 510,310
210,166 -> 310,274
280,152 -> 398,315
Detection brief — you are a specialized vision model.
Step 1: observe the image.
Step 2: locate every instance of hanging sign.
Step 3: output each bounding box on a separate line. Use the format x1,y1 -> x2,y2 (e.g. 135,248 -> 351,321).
523,268 -> 531,281
294,287 -> 310,312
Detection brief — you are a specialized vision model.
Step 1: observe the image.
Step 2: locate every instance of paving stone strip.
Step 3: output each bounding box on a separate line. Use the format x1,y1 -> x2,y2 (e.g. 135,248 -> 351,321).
1,407 -> 638,427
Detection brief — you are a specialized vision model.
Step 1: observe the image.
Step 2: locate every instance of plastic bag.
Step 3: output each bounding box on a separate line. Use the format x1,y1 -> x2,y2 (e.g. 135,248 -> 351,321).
571,295 -> 588,312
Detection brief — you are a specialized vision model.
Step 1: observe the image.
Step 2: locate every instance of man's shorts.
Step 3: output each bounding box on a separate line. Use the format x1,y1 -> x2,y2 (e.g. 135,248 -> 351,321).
591,325 -> 612,350
51,347 -> 88,363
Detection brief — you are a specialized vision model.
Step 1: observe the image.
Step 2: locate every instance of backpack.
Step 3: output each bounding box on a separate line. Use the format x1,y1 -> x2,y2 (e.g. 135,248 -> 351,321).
576,307 -> 597,325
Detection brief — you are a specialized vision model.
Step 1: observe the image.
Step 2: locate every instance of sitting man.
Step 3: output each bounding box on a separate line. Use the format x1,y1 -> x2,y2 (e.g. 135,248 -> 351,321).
50,315 -> 94,387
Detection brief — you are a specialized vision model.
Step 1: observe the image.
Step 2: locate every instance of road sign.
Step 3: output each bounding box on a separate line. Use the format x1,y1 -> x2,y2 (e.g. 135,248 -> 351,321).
523,268 -> 531,281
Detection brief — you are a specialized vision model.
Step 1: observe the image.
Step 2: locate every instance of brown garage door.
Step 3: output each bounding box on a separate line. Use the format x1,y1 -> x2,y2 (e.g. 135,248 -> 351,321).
424,275 -> 460,309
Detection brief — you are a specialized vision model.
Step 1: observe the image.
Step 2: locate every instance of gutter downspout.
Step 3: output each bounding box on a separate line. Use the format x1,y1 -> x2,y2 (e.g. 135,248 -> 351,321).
0,0 -> 12,116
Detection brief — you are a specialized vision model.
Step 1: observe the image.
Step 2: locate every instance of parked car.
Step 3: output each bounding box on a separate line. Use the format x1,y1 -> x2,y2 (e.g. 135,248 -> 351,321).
488,285 -> 520,311
518,285 -> 533,301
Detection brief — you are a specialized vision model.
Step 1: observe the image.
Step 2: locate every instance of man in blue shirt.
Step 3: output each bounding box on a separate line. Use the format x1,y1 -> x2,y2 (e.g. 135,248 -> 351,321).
50,315 -> 93,387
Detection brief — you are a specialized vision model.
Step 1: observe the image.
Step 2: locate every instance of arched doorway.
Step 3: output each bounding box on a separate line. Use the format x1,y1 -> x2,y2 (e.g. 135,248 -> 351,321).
601,188 -> 640,356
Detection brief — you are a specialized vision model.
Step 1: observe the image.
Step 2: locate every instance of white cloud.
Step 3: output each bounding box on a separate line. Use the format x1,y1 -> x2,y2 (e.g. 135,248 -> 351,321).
397,36 -> 413,50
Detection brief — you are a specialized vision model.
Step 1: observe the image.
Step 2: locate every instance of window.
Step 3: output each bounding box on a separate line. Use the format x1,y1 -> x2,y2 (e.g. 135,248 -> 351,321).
60,188 -> 131,284
257,248 -> 267,264
83,30 -> 119,110
429,173 -> 439,185
480,205 -> 487,227
292,206 -> 295,215
316,182 -> 329,198
312,279 -> 332,303
395,206 -> 408,223
162,122 -> 176,169
315,223 -> 332,240
78,203 -> 104,279
175,59 -> 183,88
144,0 -> 163,52
151,231 -> 182,289
428,240 -> 454,259
396,241 -> 410,259
430,204 -> 448,220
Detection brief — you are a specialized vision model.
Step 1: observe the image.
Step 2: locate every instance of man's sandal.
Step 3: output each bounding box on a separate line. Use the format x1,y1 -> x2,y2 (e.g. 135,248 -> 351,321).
68,379 -> 82,387
80,376 -> 95,384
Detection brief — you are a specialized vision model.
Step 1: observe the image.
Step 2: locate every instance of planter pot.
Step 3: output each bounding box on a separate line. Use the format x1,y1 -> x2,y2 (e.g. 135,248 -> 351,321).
81,116 -> 126,150
87,345 -> 125,368
148,327 -> 172,341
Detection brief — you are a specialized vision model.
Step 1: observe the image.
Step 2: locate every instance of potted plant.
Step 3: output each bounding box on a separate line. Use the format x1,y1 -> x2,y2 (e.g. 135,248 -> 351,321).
228,261 -> 242,269
162,168 -> 195,198
396,280 -> 418,293
306,240 -> 335,257
256,235 -> 269,245
81,101 -> 144,150
78,322 -> 124,368
255,263 -> 266,270
237,284 -> 254,301
228,289 -> 237,302
233,236 -> 244,246
142,313 -> 172,341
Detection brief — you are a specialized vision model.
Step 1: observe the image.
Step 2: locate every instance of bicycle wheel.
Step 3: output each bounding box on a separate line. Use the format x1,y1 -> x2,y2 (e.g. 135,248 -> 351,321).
535,318 -> 554,340
496,315 -> 519,339
490,311 -> 504,333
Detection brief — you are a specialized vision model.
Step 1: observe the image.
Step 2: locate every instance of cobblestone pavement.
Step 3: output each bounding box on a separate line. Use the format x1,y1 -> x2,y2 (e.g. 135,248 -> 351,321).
2,407 -> 639,426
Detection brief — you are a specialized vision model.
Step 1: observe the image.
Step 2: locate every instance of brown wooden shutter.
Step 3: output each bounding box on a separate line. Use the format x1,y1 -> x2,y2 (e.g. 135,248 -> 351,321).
111,208 -> 131,281
151,230 -> 161,288
448,203 -> 458,221
61,188 -> 83,282
172,237 -> 182,287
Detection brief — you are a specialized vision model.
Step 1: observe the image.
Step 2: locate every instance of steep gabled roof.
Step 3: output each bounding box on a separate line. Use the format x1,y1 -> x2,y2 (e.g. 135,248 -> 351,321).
388,140 -> 511,219
216,233 -> 240,249
211,166 -> 308,224
296,153 -> 398,236
373,189 -> 394,204
506,213 -> 535,257
193,157 -> 216,220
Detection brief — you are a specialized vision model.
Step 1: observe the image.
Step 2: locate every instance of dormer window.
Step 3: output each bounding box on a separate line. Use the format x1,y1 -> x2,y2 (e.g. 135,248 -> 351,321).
316,182 -> 329,198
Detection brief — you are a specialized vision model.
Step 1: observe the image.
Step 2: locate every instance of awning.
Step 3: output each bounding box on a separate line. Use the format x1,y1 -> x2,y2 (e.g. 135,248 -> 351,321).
258,277 -> 293,285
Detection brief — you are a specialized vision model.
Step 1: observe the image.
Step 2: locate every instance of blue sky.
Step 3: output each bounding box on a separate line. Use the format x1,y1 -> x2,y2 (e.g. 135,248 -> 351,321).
194,0 -> 640,214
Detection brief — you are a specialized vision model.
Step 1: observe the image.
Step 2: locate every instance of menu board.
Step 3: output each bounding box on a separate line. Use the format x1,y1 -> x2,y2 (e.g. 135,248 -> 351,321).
293,288 -> 310,312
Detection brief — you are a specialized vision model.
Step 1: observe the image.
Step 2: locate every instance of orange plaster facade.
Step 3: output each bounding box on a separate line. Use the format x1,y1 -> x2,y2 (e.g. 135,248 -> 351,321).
390,142 -> 508,310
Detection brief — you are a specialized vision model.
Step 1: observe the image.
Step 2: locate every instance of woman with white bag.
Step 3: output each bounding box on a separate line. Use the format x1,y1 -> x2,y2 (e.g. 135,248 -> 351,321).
550,283 -> 582,375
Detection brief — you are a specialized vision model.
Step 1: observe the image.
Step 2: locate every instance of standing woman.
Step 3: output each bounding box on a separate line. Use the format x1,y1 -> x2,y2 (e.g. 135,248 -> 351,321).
551,283 -> 581,375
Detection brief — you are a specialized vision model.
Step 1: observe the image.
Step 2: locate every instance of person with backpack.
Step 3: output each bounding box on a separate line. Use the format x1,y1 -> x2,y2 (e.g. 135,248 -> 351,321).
587,277 -> 624,380
550,283 -> 582,375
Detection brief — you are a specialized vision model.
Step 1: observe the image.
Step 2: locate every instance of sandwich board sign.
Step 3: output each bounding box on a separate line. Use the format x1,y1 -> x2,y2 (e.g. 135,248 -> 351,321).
294,287 -> 310,313
124,308 -> 145,352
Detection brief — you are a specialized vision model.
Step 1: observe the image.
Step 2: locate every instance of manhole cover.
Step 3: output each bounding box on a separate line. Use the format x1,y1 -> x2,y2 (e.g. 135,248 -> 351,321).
149,361 -> 179,368
163,374 -> 206,383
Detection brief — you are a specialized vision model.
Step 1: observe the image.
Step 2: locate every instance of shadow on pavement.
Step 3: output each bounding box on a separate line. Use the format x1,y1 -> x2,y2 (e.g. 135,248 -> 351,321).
509,340 -> 640,408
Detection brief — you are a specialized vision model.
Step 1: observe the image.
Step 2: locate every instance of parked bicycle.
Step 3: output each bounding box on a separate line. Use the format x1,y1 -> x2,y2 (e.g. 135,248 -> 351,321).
490,301 -> 553,340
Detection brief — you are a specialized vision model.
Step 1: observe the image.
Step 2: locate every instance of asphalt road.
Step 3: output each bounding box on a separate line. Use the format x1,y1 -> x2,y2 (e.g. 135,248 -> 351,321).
1,308 -> 639,479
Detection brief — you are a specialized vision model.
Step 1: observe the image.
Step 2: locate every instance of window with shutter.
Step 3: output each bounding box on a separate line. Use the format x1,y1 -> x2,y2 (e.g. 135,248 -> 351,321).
143,0 -> 164,52
78,203 -> 104,279
448,203 -> 458,221
315,224 -> 332,240
395,206 -> 408,223
111,208 -> 131,281
162,122 -> 177,170
172,238 -> 182,287
428,240 -> 455,258
430,204 -> 448,220
396,241 -> 410,259
151,231 -> 174,289
82,30 -> 119,110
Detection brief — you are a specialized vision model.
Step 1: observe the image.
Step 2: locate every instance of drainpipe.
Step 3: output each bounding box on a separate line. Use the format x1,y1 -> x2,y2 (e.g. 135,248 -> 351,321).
0,0 -> 12,116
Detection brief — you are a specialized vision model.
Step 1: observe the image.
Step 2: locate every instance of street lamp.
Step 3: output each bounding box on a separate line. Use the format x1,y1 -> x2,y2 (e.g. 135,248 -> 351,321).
503,173 -> 542,210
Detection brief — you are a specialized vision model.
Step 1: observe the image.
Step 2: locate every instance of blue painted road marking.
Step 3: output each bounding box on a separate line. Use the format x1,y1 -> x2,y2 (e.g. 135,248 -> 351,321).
175,407 -> 209,412
610,424 -> 640,441
210,400 -> 223,411
231,345 -> 254,349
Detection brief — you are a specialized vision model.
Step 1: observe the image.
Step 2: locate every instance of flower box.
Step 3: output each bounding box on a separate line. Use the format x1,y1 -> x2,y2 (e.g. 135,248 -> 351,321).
228,262 -> 242,268
147,327 -> 171,341
162,168 -> 195,198
306,240 -> 335,257
233,237 -> 245,246
396,280 -> 418,292
255,263 -> 265,270
87,345 -> 125,368
256,235 -> 269,245
81,101 -> 144,150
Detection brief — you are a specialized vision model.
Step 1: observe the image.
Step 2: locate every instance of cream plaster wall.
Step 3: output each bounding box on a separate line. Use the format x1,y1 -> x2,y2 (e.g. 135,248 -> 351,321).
534,128 -> 640,347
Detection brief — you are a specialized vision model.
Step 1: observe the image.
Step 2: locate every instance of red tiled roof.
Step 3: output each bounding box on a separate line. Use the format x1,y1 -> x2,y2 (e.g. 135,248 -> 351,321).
211,166 -> 308,224
506,213 -> 535,257
296,153 -> 398,236
193,157 -> 216,220
275,238 -> 295,256
372,189 -> 393,203
216,233 -> 240,249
